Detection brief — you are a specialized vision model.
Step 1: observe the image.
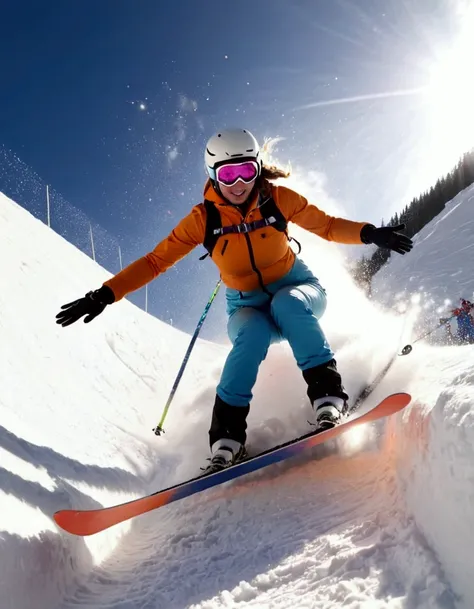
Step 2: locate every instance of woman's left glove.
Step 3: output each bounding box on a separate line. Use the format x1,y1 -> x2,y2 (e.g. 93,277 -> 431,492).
56,285 -> 115,327
360,223 -> 413,255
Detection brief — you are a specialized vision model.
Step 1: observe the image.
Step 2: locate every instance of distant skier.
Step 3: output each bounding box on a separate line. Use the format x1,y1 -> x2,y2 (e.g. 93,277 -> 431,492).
452,298 -> 474,343
55,128 -> 413,472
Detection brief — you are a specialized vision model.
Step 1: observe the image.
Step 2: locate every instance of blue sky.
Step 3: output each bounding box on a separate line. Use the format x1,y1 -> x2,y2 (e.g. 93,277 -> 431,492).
1,0 -> 472,335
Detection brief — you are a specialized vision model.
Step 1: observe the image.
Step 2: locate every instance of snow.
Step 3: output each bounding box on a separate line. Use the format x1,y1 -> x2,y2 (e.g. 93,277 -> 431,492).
372,183 -> 474,333
1,181 -> 473,609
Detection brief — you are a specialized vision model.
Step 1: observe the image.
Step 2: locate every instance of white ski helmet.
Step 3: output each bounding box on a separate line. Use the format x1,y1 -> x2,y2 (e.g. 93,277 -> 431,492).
204,128 -> 262,181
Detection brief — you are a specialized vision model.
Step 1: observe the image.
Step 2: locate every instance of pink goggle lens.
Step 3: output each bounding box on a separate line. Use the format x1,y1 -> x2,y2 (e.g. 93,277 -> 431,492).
216,161 -> 259,186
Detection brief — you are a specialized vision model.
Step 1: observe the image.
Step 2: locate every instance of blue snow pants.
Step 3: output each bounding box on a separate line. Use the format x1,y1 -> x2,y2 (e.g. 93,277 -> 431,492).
216,257 -> 334,406
457,312 -> 474,342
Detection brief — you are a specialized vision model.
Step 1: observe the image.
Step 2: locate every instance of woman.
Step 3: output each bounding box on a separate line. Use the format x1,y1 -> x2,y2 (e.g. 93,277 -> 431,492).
56,128 -> 413,472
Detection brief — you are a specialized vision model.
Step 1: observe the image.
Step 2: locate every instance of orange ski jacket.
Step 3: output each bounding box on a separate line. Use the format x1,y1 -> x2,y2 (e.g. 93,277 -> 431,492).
104,181 -> 369,301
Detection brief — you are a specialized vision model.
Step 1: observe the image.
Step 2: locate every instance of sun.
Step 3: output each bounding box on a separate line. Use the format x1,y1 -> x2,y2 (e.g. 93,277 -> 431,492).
423,2 -> 474,170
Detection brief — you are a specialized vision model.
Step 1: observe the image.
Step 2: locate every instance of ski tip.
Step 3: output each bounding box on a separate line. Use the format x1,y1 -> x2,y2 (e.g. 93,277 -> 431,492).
351,392 -> 412,425
52,511 -> 67,532
389,392 -> 411,405
386,391 -> 411,398
53,510 -> 99,536
54,510 -> 78,535
380,392 -> 412,411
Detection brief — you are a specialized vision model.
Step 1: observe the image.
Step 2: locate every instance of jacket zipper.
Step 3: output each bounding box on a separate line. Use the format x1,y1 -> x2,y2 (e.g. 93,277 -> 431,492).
232,202 -> 272,297
220,239 -> 229,256
243,233 -> 272,296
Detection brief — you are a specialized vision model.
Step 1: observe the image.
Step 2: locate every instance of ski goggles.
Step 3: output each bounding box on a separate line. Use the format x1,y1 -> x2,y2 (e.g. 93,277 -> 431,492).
214,161 -> 259,187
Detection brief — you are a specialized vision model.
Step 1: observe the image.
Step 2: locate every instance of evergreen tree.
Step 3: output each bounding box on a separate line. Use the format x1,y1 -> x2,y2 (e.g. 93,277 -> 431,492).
351,145 -> 474,291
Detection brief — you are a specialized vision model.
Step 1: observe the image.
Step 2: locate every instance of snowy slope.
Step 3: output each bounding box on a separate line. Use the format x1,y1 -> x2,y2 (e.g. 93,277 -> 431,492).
372,182 -> 474,336
0,184 -> 473,609
372,183 -> 474,606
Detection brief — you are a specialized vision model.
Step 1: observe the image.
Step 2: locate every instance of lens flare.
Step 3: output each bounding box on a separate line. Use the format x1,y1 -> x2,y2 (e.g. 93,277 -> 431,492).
424,2 -> 474,168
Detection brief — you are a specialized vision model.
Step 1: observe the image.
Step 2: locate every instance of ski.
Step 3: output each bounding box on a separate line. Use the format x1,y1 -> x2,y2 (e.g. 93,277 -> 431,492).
54,392 -> 411,536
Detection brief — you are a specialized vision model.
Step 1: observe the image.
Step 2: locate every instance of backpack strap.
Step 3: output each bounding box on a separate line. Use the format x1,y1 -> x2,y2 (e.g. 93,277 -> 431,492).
258,189 -> 301,254
257,192 -> 287,233
201,199 -> 222,259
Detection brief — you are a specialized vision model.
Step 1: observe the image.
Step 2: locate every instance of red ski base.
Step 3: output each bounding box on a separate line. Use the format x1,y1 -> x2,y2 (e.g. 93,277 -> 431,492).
54,392 -> 411,536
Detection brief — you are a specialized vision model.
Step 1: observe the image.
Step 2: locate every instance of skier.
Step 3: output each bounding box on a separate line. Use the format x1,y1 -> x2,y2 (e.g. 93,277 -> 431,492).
55,128 -> 413,471
453,298 -> 474,343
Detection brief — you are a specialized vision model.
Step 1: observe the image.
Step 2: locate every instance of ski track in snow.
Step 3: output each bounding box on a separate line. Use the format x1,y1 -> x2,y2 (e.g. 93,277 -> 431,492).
1,183 -> 473,609
61,447 -> 454,609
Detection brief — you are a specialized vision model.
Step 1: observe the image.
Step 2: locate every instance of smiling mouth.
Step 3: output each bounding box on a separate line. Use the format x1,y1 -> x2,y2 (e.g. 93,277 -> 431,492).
231,189 -> 246,196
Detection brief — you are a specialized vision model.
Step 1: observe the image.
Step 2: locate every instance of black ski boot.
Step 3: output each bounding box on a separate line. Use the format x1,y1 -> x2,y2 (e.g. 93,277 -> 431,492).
206,395 -> 249,472
302,359 -> 349,431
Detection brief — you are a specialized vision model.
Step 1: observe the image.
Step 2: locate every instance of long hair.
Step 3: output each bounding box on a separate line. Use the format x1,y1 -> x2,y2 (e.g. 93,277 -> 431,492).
261,163 -> 290,181
257,163 -> 290,197
260,135 -> 290,181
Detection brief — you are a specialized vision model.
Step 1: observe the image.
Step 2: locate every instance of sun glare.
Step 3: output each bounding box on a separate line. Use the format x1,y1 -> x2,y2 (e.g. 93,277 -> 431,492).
338,423 -> 371,457
424,2 -> 474,170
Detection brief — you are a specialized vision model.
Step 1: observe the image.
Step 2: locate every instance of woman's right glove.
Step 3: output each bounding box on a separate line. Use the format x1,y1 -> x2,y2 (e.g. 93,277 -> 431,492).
56,285 -> 115,327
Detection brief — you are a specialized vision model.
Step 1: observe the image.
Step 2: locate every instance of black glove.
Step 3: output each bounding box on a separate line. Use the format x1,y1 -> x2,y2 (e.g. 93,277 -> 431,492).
360,223 -> 413,255
56,285 -> 115,327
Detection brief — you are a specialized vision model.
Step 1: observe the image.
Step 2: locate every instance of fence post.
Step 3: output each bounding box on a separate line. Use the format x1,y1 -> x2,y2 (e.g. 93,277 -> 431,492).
46,185 -> 51,227
89,223 -> 96,261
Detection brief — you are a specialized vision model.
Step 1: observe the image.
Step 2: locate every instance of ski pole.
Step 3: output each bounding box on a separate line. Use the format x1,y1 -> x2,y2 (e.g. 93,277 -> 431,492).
400,314 -> 456,355
153,279 -> 222,435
